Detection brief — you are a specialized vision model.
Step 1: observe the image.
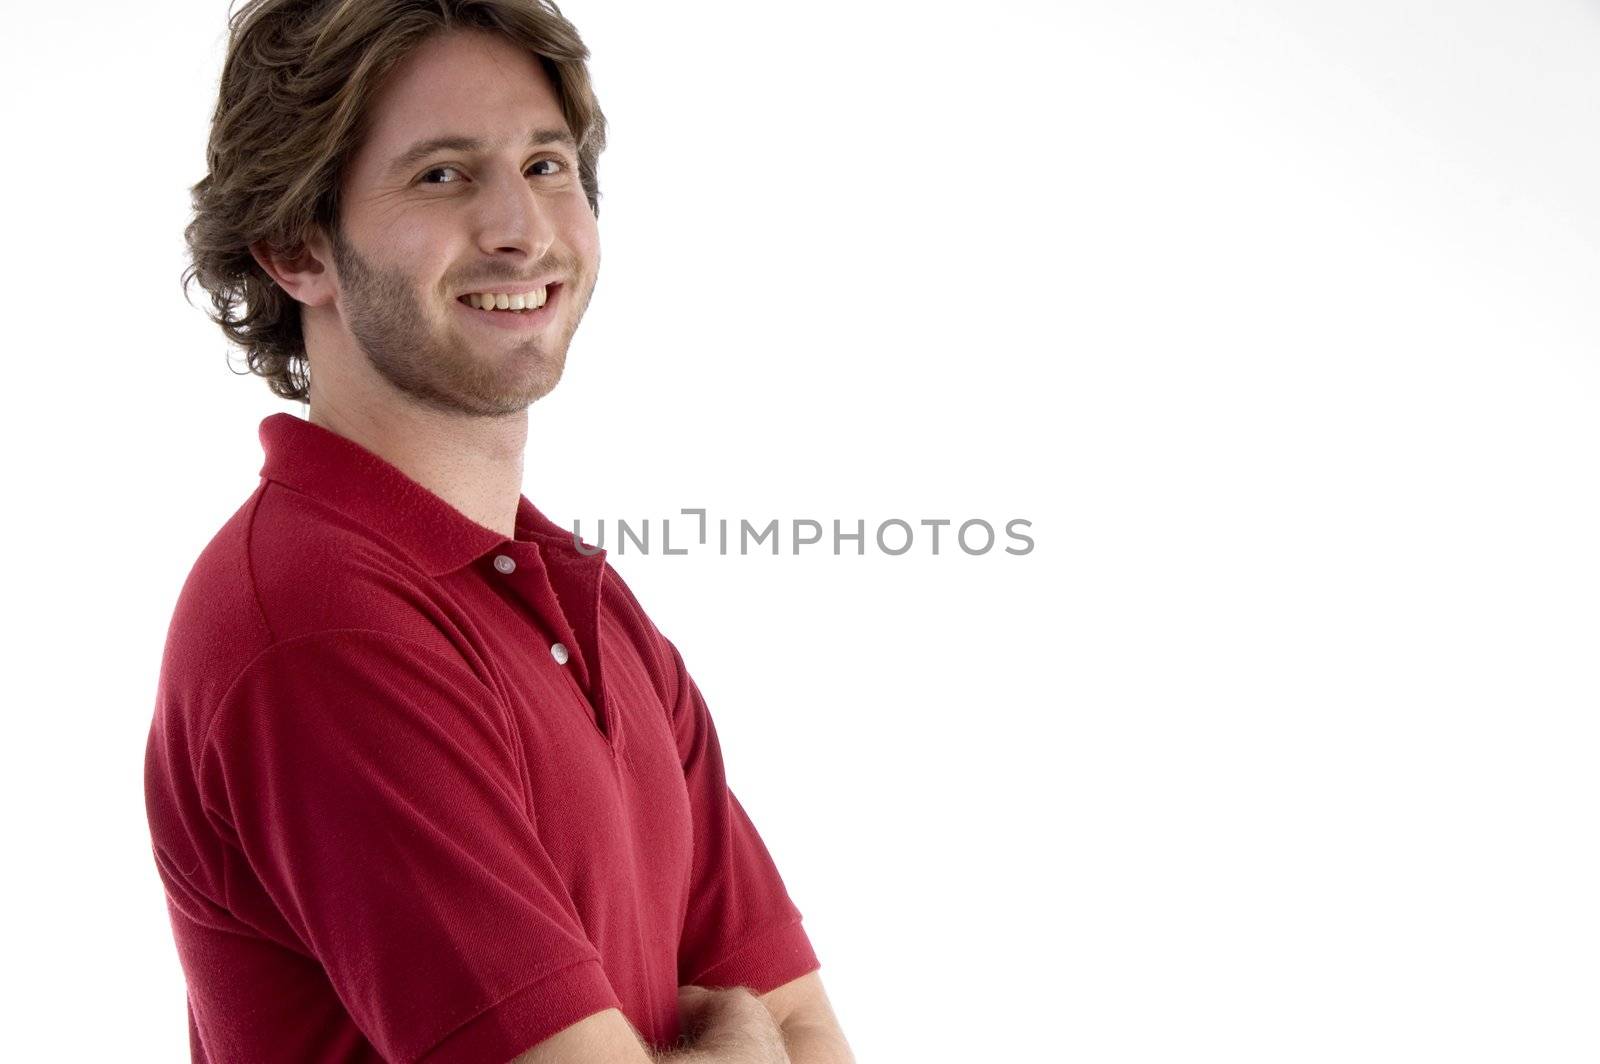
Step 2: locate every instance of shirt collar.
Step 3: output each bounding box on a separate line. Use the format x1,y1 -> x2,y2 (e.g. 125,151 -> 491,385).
257,412 -> 606,578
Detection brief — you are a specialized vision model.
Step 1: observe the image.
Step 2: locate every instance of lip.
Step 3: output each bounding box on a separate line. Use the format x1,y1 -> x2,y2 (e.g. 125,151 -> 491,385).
456,279 -> 560,298
454,282 -> 562,331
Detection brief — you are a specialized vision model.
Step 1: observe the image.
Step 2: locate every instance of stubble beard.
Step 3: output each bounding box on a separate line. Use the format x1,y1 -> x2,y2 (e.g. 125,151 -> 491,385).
329,226 -> 586,417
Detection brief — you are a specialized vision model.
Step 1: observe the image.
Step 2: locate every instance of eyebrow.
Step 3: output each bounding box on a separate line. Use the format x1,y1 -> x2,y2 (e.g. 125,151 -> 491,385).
385,126 -> 578,178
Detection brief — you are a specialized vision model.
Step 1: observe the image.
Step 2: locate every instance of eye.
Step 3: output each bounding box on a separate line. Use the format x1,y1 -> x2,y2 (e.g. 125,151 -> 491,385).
417,159 -> 567,186
419,165 -> 463,185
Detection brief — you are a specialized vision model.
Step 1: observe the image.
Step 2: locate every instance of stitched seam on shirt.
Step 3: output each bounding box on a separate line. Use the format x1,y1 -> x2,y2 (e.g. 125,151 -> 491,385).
190,627 -> 522,940
193,628 -> 510,813
243,483 -> 278,645
415,954 -> 606,1061
262,476 -> 434,577
689,916 -> 805,985
604,566 -> 681,717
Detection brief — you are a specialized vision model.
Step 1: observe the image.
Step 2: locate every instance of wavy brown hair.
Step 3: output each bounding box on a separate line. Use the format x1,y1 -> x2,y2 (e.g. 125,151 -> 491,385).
182,0 -> 608,402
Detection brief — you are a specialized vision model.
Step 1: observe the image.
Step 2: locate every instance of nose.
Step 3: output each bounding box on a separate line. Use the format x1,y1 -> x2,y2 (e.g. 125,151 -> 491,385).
476,166 -> 557,261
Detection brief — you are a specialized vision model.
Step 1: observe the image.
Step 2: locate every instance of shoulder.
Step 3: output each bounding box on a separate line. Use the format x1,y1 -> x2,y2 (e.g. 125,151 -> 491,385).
599,562 -> 660,652
155,480 -> 478,736
246,479 -> 457,644
596,561 -> 695,714
147,485 -> 500,911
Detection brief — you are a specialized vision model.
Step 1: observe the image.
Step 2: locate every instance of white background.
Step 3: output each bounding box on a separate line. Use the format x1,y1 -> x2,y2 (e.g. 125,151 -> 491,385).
3,0 -> 1598,1060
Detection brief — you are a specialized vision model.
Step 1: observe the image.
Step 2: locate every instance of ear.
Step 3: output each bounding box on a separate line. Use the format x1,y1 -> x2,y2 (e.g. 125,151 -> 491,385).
249,225 -> 338,309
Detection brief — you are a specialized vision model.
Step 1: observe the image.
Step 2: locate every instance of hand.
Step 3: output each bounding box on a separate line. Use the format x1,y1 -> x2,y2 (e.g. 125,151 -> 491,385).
675,984 -> 789,1063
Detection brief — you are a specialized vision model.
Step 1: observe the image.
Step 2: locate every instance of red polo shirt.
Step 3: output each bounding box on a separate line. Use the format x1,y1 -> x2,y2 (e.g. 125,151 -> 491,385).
143,413 -> 818,1063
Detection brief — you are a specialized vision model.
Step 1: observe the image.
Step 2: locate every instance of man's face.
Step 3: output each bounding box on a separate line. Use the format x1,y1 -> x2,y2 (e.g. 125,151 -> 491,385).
324,30 -> 600,416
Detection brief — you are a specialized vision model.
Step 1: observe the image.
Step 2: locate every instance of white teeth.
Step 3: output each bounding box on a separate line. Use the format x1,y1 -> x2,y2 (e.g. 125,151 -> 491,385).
466,287 -> 548,311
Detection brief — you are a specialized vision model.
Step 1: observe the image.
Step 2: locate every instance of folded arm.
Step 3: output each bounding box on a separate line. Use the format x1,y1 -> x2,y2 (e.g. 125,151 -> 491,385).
758,972 -> 855,1064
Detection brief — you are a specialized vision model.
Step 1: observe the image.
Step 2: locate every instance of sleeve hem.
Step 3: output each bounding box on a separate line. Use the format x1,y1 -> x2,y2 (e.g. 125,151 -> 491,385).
416,956 -> 621,1064
684,918 -> 820,996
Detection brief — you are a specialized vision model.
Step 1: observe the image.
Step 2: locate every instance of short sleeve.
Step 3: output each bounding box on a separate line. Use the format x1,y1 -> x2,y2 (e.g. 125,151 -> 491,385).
199,629 -> 620,1064
663,636 -> 821,993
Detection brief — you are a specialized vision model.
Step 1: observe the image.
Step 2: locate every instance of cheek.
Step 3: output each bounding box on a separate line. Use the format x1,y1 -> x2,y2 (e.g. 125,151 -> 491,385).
370,217 -> 452,275
557,202 -> 600,265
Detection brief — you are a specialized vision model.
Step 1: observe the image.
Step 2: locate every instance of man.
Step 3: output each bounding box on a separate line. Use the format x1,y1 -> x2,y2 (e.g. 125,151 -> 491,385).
144,2 -> 853,1061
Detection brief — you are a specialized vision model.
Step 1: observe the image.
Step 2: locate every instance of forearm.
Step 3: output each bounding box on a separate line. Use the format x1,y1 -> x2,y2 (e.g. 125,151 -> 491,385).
650,1030 -> 781,1064
779,1019 -> 856,1064
651,988 -> 788,1064
650,1046 -> 771,1063
651,1014 -> 854,1064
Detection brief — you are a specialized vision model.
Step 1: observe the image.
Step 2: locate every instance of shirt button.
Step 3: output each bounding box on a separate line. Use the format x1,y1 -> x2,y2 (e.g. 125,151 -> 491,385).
550,642 -> 570,665
492,554 -> 516,574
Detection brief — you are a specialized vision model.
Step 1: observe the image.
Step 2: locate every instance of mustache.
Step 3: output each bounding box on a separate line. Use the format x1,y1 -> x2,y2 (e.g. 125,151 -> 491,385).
452,265 -> 575,290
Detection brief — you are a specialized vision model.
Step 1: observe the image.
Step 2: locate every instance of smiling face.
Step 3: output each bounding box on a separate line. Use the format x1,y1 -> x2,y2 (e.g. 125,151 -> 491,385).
323,29 -> 600,416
